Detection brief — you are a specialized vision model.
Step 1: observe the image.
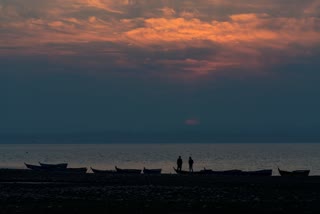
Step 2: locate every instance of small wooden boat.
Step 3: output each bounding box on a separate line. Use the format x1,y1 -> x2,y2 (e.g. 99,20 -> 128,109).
197,168 -> 243,175
39,162 -> 68,169
174,167 -> 246,176
242,169 -> 272,176
199,169 -> 271,176
278,168 -> 310,177
25,163 -> 86,173
174,167 -> 217,175
143,167 -> 162,174
91,167 -> 116,174
173,167 -> 199,174
25,163 -> 43,170
115,166 -> 141,174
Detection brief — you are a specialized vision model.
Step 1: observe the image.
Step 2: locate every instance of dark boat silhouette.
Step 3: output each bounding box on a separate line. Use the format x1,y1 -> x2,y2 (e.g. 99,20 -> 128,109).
115,166 -> 141,174
173,167 -> 203,175
25,163 -> 87,174
39,162 -> 68,169
200,168 -> 272,176
278,168 -> 310,177
91,167 -> 116,174
174,167 -> 243,175
143,167 -> 162,174
25,163 -> 43,170
174,167 -> 271,176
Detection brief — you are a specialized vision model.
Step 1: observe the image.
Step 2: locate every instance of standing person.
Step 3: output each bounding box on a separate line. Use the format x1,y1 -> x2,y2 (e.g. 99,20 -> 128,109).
188,156 -> 194,172
177,156 -> 183,171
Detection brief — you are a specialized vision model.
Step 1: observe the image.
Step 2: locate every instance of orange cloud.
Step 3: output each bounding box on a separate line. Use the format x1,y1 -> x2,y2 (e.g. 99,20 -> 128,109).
122,14 -> 320,74
1,0 -> 320,76
125,15 -> 320,49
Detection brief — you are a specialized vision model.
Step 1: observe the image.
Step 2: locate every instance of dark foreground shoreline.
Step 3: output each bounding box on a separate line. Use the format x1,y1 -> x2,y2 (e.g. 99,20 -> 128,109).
1,169 -> 320,213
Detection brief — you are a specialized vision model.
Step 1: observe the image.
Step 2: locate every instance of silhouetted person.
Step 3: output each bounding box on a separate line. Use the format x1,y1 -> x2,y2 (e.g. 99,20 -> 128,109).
188,157 -> 194,172
177,156 -> 183,171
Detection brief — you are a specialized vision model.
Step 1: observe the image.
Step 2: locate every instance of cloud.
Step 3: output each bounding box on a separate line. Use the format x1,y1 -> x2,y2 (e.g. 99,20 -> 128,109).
1,0 -> 320,77
304,0 -> 320,15
126,15 -> 320,48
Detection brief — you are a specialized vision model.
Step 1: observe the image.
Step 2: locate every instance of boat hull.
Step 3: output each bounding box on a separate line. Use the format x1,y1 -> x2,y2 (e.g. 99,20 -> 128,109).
115,166 -> 141,174
25,163 -> 43,170
173,167 -> 202,175
174,168 -> 272,176
91,167 -> 116,174
25,163 -> 87,174
278,168 -> 310,177
39,162 -> 68,169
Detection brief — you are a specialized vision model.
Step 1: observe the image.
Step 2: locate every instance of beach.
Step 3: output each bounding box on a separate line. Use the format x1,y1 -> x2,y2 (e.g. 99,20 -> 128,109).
1,169 -> 320,213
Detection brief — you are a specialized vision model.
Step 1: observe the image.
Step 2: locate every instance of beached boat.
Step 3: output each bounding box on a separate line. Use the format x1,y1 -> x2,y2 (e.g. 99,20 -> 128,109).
25,163 -> 43,170
115,166 -> 141,174
198,168 -> 272,176
91,167 -> 116,174
173,167 -> 218,175
143,168 -> 162,174
25,163 -> 87,173
39,162 -> 68,169
173,167 -> 201,174
278,168 -> 310,177
173,167 -> 246,176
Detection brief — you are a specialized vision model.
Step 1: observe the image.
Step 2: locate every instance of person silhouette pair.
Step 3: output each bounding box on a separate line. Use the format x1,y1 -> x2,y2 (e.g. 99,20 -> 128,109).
177,156 -> 194,172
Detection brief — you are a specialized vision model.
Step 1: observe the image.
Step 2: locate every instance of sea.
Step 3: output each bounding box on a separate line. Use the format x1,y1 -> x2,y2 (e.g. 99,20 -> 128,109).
0,143 -> 320,175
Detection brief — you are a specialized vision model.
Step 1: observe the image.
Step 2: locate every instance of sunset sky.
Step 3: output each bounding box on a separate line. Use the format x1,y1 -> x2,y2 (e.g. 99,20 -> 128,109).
1,0 -> 320,141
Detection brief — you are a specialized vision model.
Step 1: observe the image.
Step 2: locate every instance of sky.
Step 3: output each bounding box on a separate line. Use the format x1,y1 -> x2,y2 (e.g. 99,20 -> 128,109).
1,0 -> 320,142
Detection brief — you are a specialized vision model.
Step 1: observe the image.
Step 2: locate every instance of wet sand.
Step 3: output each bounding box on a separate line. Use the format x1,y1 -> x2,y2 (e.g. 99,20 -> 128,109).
1,169 -> 320,213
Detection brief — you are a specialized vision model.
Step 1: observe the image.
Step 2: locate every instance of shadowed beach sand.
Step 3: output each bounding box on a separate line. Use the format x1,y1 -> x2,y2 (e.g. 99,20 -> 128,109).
1,169 -> 320,213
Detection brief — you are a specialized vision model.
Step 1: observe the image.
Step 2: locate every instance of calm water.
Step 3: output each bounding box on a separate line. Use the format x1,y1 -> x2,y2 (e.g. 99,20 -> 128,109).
0,143 -> 320,175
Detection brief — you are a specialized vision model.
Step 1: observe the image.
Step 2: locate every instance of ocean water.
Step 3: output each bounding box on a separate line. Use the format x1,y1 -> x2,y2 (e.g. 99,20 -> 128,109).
0,143 -> 320,175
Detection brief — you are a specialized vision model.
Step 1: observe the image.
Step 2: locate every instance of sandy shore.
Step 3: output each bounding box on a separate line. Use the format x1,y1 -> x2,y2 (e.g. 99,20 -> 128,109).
1,169 -> 320,213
